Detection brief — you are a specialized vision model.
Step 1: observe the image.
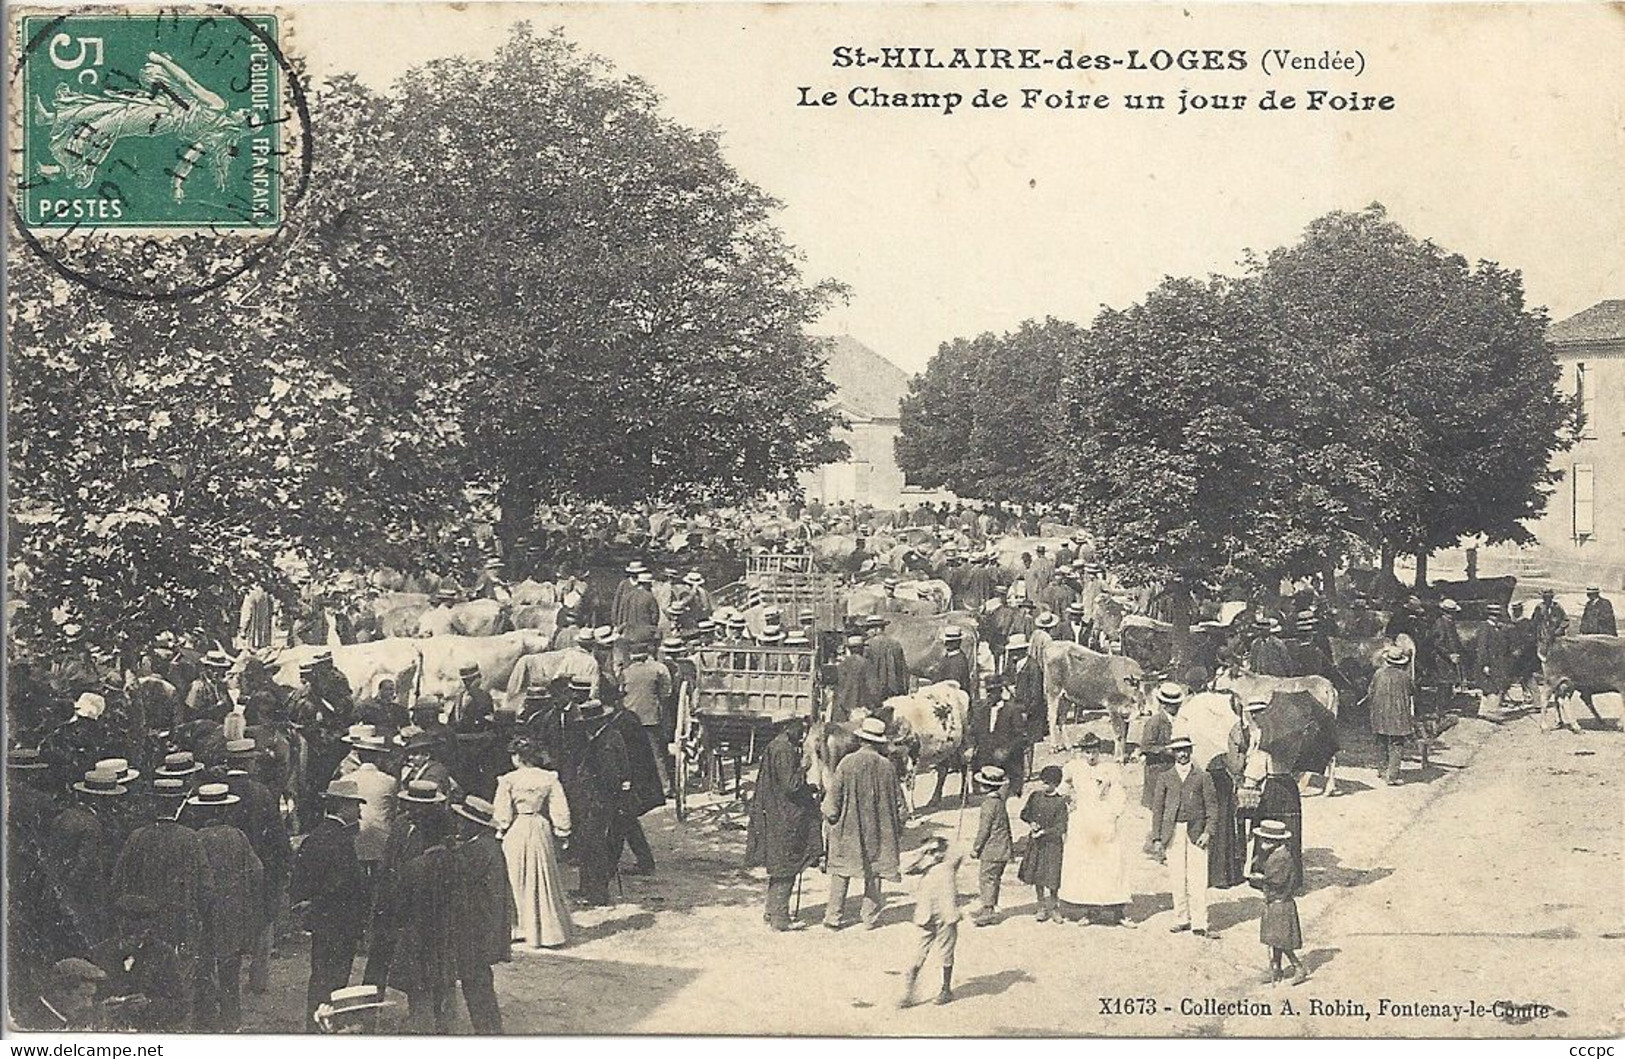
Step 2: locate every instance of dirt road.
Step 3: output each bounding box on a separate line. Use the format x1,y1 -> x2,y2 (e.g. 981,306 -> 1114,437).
243,701 -> 1623,1036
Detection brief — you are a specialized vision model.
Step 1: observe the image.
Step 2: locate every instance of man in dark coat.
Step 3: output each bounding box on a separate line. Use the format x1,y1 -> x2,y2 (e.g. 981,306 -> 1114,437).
1580,587 -> 1617,636
605,701 -> 664,875
576,701 -> 628,906
821,718 -> 905,930
382,790 -> 459,1034
187,783 -> 263,1031
932,628 -> 975,703
1006,635 -> 1046,784
1429,599 -> 1466,687
451,664 -> 496,733
1247,618 -> 1294,677
1476,612 -> 1517,703
1150,737 -> 1219,937
864,617 -> 912,700
1530,589 -> 1569,655
449,797 -> 512,1034
744,719 -> 823,931
966,677 -> 1029,800
94,895 -> 189,1032
291,781 -> 366,1028
110,779 -> 214,1030
833,636 -> 882,723
1365,647 -> 1415,784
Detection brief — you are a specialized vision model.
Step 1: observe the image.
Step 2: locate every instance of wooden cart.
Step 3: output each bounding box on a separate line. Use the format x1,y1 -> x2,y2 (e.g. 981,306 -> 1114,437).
677,643 -> 820,802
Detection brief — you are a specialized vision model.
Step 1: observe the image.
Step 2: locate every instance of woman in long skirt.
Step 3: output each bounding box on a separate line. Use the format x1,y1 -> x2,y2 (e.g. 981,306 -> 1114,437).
493,740 -> 575,948
1057,734 -> 1132,925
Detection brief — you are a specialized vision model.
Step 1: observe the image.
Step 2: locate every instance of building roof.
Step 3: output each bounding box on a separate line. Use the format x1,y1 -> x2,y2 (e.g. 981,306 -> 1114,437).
1549,300 -> 1625,346
820,334 -> 912,421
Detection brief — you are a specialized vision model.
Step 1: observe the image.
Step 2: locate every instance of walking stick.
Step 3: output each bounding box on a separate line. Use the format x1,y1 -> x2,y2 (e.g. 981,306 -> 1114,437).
793,869 -> 803,919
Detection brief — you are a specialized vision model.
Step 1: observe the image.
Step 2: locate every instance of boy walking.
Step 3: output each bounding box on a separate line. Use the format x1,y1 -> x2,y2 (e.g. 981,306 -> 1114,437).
970,766 -> 1012,925
899,837 -> 964,1008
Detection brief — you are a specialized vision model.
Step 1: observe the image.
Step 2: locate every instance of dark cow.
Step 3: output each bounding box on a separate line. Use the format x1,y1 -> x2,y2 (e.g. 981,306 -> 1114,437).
1425,575 -> 1518,621
1538,635 -> 1621,728
877,611 -> 984,679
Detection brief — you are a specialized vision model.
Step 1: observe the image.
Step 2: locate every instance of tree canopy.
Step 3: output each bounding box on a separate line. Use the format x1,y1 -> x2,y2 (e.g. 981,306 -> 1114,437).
894,318 -> 1071,504
6,24 -> 847,655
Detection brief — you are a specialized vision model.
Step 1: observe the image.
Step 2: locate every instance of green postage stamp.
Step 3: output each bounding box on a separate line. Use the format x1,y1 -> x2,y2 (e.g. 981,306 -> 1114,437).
18,11 -> 282,230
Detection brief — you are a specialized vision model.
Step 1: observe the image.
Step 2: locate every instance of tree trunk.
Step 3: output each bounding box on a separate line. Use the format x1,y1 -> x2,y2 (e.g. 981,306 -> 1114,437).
1321,557 -> 1338,602
495,481 -> 536,578
1414,549 -> 1430,589
1466,547 -> 1479,582
1168,580 -> 1194,673
1380,540 -> 1396,580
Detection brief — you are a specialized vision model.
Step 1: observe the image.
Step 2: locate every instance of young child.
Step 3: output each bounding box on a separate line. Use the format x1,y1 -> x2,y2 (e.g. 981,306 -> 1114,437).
1250,819 -> 1306,985
970,765 -> 1013,925
900,836 -> 964,1008
1019,765 -> 1067,922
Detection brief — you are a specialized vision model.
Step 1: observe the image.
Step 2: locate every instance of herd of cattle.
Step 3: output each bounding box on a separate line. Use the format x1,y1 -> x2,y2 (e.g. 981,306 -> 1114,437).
229,533 -> 1625,811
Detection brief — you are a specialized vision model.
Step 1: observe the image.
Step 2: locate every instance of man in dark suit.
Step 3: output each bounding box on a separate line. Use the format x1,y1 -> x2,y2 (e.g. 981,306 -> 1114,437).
932,628 -> 974,703
833,637 -> 881,723
1150,737 -> 1219,937
966,677 -> 1028,797
1007,635 -> 1046,778
1580,587 -> 1618,636
290,780 -> 368,1032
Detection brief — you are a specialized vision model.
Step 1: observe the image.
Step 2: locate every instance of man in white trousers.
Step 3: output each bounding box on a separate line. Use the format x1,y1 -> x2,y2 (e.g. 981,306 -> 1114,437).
1150,736 -> 1219,938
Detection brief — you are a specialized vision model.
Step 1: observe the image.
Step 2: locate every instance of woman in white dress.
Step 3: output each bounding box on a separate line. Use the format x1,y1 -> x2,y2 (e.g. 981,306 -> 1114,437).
1057,733 -> 1133,925
493,740 -> 575,948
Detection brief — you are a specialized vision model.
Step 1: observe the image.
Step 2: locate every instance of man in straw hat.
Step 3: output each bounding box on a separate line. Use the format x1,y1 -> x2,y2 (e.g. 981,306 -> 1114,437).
451,662 -> 496,734
1366,645 -> 1417,782
449,796 -> 513,1033
833,634 -> 882,723
822,716 -> 905,931
187,782 -> 262,1031
110,776 -> 213,1029
1150,736 -> 1219,938
291,779 -> 368,1032
1580,584 -> 1617,636
49,766 -> 128,952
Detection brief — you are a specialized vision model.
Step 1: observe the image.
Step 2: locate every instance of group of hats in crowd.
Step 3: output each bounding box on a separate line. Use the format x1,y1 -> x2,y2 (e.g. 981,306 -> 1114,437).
13,740 -> 267,804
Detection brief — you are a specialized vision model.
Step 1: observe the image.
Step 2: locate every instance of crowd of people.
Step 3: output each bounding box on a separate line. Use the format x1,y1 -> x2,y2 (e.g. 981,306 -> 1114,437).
8,490 -> 1616,1031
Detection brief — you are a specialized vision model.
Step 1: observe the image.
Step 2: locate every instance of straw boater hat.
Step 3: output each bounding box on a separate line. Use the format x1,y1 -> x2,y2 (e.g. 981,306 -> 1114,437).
883,577 -> 900,589
1254,819 -> 1292,843
784,630 -> 810,647
1036,612 -> 1059,630
398,779 -> 447,805
150,777 -> 190,800
1253,613 -> 1274,628
201,649 -> 234,670
758,628 -> 786,644
1439,599 -> 1461,613
942,626 -> 964,643
864,615 -> 888,629
434,587 -> 459,603
186,781 -> 240,808
578,698 -> 607,718
7,747 -> 50,773
323,779 -> 366,802
660,635 -> 687,654
94,757 -> 139,784
402,730 -> 438,753
452,795 -> 498,828
225,738 -> 257,757
856,716 -> 888,744
458,663 -> 481,680
1382,646 -> 1411,666
1154,682 -> 1187,708
485,556 -> 504,569
567,675 -> 594,694
73,769 -> 127,797
1165,736 -> 1194,754
696,619 -> 718,634
1006,634 -> 1030,652
1244,699 -> 1271,715
1067,601 -> 1087,615
974,765 -> 1008,788
684,570 -> 705,586
319,984 -> 391,1026
343,724 -> 379,745
1076,732 -> 1103,751
593,626 -> 619,647
156,751 -> 204,778
1588,585 -> 1602,595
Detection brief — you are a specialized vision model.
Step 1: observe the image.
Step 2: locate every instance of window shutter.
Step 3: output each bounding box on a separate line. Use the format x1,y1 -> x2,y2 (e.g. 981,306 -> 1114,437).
1574,463 -> 1595,538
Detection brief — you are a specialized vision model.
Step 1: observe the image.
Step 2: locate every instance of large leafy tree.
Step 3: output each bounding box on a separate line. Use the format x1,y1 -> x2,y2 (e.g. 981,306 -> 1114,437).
895,318 -> 1072,502
1051,276 -> 1353,662
1251,204 -> 1579,583
355,26 -> 847,550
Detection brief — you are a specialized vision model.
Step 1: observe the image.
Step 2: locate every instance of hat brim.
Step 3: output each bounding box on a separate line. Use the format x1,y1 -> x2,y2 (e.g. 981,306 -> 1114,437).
856,730 -> 888,743
322,790 -> 367,802
72,783 -> 127,796
155,764 -> 204,777
186,794 -> 242,807
451,804 -> 497,827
